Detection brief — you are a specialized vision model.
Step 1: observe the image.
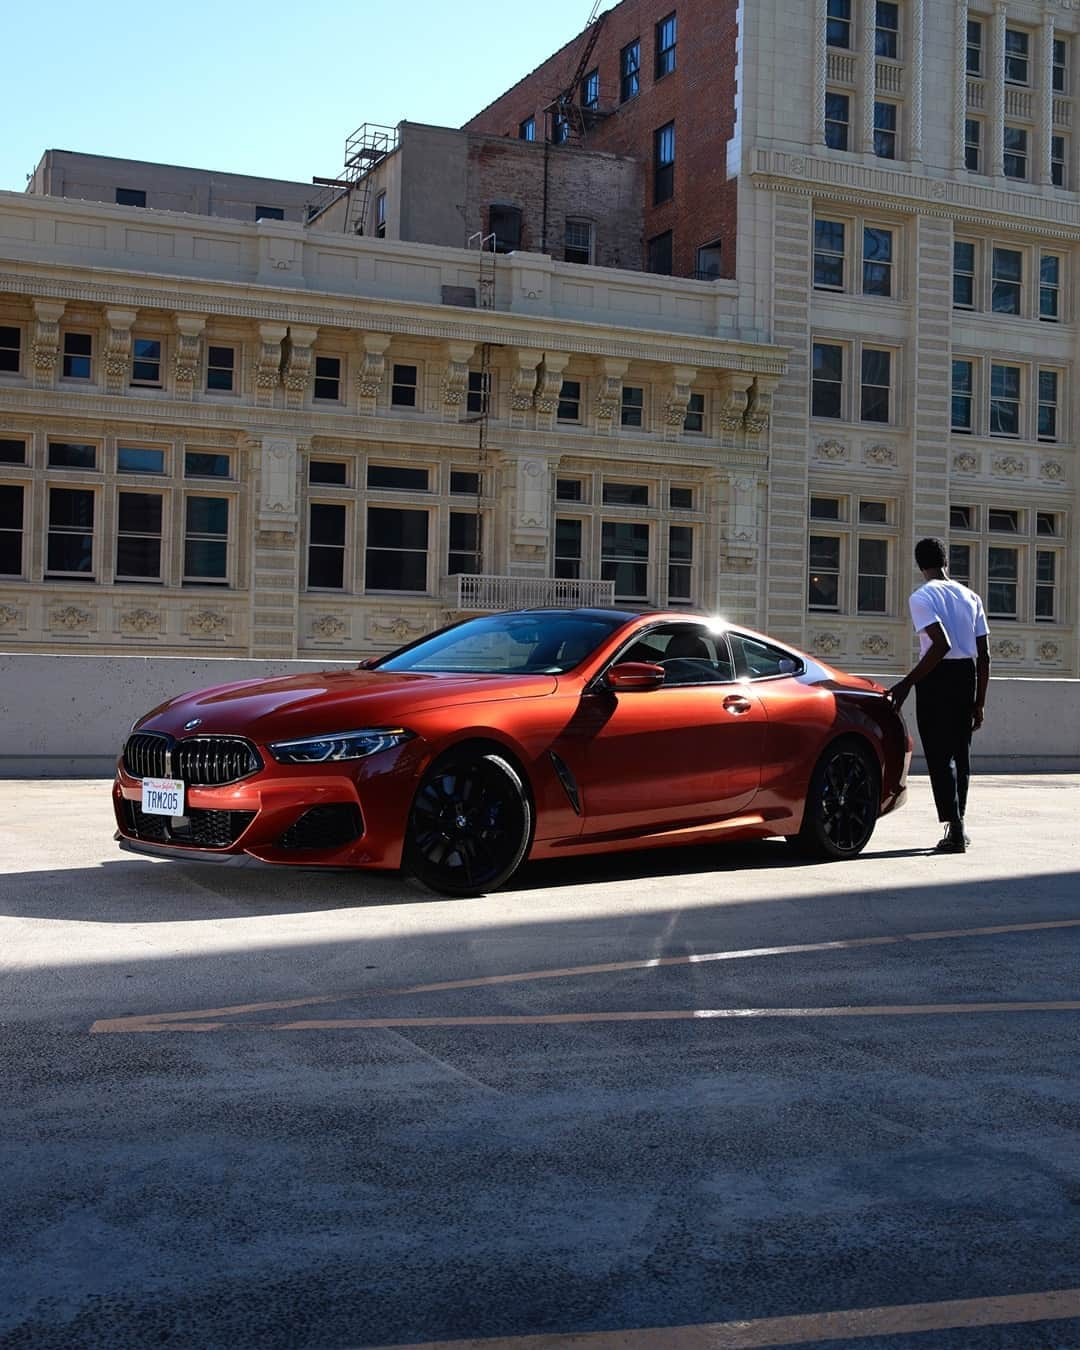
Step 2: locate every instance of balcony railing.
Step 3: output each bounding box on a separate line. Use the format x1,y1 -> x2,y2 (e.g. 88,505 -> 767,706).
455,574 -> 616,612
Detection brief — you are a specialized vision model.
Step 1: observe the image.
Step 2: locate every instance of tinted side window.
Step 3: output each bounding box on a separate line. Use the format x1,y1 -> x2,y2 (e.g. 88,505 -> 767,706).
729,634 -> 803,680
617,625 -> 735,685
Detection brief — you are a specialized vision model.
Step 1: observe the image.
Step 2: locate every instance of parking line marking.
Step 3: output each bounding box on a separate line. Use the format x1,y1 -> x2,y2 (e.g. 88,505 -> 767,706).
378,1286 -> 1080,1348
89,916 -> 1080,1034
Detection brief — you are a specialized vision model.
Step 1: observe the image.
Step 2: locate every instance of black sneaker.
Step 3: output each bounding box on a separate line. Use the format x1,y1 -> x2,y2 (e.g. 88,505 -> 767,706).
935,822 -> 968,853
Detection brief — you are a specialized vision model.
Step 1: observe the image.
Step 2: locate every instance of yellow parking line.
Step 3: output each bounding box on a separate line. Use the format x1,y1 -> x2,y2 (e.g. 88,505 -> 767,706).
377,1286 -> 1080,1348
89,916 -> 1080,1034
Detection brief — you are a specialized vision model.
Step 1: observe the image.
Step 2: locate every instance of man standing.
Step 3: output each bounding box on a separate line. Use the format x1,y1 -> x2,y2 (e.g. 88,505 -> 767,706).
888,537 -> 991,853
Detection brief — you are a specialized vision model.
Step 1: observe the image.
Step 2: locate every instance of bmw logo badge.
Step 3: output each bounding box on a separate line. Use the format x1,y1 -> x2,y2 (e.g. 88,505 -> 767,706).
183,718 -> 203,731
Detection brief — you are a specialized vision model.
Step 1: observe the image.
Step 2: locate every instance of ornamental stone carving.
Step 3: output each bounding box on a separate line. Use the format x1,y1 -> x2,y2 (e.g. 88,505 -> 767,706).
716,371 -> 754,433
259,437 -> 298,524
509,348 -> 543,426
811,632 -> 842,655
864,442 -> 896,467
993,638 -> 1023,659
188,610 -> 227,636
664,365 -> 697,439
953,451 -> 979,473
356,332 -> 391,411
815,438 -> 848,462
369,614 -> 427,642
535,352 -> 570,428
0,604 -> 18,626
1041,459 -> 1065,482
1038,641 -> 1060,662
861,634 -> 890,656
442,341 -> 475,416
594,357 -> 629,431
744,375 -> 778,435
312,615 -> 346,639
31,299 -> 65,388
282,325 -> 317,410
173,314 -> 206,399
119,608 -> 162,636
992,454 -> 1026,477
103,308 -> 137,394
50,605 -> 92,632
254,322 -> 287,406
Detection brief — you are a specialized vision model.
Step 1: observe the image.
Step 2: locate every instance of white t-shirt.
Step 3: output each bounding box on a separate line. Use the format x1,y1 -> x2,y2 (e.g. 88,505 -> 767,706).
909,578 -> 989,659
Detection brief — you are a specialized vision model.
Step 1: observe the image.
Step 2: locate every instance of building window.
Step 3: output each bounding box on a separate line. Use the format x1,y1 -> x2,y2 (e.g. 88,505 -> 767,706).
557,379 -> 582,422
695,240 -> 722,278
184,496 -> 229,584
967,19 -> 983,75
185,451 -> 231,478
620,387 -> 644,428
564,219 -> 593,264
620,40 -> 641,101
812,342 -> 844,418
989,508 -> 1019,532
47,487 -> 95,578
1005,27 -> 1030,84
989,363 -> 1021,437
552,115 -> 571,145
489,203 -> 522,252
873,102 -> 898,159
365,506 -> 428,591
654,123 -> 675,203
987,546 -> 1018,618
310,459 -> 348,485
965,118 -> 982,172
863,226 -> 893,296
684,393 -> 705,434
1041,254 -> 1061,321
808,496 -> 896,615
814,219 -> 845,290
604,481 -> 649,506
131,338 -> 162,386
668,525 -> 693,603
655,13 -> 677,78
1037,511 -> 1061,537
1038,369 -> 1059,442
313,355 -> 341,402
647,230 -> 673,275
308,503 -> 346,589
0,484 -> 24,576
811,495 -> 841,520
368,464 -> 429,491
861,348 -> 891,423
1036,550 -> 1058,620
808,534 -> 841,610
0,326 -> 19,373
556,477 -> 584,502
466,370 -> 490,415
554,517 -> 583,579
951,504 -> 975,531
953,240 -> 976,308
951,360 -> 974,433
991,246 -> 1022,314
1003,124 -> 1028,179
825,92 -> 850,150
949,543 -> 972,583
0,438 -> 27,464
519,117 -> 536,142
876,1 -> 899,58
1052,135 -> 1067,188
254,205 -> 284,222
374,192 -> 386,238
116,492 -> 163,582
827,0 -> 852,49
48,441 -> 96,470
115,188 -> 146,207
602,521 -> 649,600
670,486 -> 695,509
1054,37 -> 1069,93
62,333 -> 93,380
582,69 -> 600,108
448,512 -> 483,575
451,470 -> 480,496
391,363 -> 418,408
206,345 -> 235,392
118,446 -> 166,474
858,537 -> 889,612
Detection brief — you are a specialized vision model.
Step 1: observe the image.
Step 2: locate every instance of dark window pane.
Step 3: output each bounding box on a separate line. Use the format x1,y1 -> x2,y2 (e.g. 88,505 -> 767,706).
50,488 -> 94,529
310,460 -> 348,485
810,496 -> 841,520
185,452 -> 230,478
186,497 -> 229,536
669,525 -> 693,562
0,439 -> 25,464
601,520 -> 650,557
0,484 -> 23,530
118,447 -> 165,474
451,470 -> 480,495
859,500 -> 888,523
115,188 -> 146,207
310,503 -> 346,546
683,392 -> 704,432
809,536 -> 841,569
558,380 -> 581,421
48,442 -> 96,469
255,205 -> 285,221
0,325 -> 21,372
603,482 -> 649,506
367,506 -> 429,550
62,332 -> 92,379
556,478 -> 583,501
556,518 -> 582,555
988,509 -> 1019,532
858,574 -> 887,612
207,346 -> 235,391
184,539 -> 228,579
308,547 -> 344,589
391,364 -> 418,406
647,230 -> 673,273
118,493 -> 162,534
367,464 -> 429,491
949,545 -> 971,580
670,487 -> 694,509
449,512 -> 481,553
602,560 -> 648,597
117,536 -> 161,578
951,506 -> 973,530
808,570 -> 839,609
47,532 -> 94,574
365,549 -> 427,591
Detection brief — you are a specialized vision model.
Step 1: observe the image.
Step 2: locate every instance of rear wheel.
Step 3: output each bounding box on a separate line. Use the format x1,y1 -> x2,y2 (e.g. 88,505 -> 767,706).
404,751 -> 532,896
791,740 -> 879,860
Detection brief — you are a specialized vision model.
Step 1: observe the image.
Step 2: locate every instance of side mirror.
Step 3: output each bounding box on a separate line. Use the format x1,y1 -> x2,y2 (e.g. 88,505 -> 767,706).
356,656 -> 380,670
605,661 -> 666,692
777,658 -> 799,675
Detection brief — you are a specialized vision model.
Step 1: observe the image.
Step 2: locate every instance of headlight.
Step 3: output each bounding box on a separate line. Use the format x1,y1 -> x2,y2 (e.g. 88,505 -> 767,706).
268,727 -> 414,764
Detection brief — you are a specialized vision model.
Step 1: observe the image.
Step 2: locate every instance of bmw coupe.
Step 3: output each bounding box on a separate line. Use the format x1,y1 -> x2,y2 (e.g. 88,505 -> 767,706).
114,608 -> 910,895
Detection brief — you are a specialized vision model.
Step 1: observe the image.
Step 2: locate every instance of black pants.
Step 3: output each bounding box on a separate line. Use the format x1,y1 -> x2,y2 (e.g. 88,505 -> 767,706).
915,658 -> 976,824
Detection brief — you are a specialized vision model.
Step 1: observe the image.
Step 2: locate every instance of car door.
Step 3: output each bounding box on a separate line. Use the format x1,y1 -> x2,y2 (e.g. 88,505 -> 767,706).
573,623 -> 767,838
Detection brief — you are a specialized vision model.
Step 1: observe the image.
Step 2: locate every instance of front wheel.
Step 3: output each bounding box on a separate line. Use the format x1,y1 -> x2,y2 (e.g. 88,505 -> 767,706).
404,751 -> 533,896
790,740 -> 879,860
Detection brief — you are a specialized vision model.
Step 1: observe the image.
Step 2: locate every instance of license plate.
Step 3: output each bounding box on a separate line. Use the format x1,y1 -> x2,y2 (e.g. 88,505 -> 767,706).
141,778 -> 185,817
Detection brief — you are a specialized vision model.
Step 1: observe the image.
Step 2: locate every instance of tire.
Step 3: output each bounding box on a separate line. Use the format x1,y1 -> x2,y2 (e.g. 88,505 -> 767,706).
790,739 -> 879,860
404,751 -> 533,896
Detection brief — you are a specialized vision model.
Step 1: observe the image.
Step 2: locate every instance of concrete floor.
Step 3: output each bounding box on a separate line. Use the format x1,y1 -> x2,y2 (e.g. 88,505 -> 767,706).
0,777 -> 1078,1349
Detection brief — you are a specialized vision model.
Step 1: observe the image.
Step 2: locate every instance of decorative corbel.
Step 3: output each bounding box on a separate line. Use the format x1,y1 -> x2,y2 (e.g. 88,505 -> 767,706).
254,323 -> 288,407
442,341 -> 476,419
744,375 -> 779,436
534,352 -> 570,430
173,314 -> 206,400
594,358 -> 629,432
716,371 -> 755,435
31,300 -> 66,389
509,348 -> 543,427
663,365 -> 698,441
356,332 -> 390,413
282,325 -> 318,410
103,308 -> 137,394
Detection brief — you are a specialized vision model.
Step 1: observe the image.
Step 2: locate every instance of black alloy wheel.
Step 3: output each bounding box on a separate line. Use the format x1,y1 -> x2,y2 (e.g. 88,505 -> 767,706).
405,751 -> 533,896
792,740 -> 879,860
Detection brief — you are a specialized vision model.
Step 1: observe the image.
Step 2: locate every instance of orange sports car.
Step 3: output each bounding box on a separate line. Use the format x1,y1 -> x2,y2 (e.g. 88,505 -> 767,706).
114,608 -> 910,895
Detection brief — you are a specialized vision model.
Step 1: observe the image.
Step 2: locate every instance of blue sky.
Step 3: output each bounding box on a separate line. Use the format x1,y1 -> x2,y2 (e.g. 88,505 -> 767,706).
3,0 -> 615,193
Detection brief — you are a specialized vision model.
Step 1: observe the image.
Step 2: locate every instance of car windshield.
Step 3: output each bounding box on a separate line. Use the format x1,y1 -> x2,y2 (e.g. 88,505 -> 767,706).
376,611 -> 629,675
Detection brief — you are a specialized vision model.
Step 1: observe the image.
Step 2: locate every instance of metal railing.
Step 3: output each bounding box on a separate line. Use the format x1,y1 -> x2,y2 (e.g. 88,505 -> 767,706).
455,574 -> 616,612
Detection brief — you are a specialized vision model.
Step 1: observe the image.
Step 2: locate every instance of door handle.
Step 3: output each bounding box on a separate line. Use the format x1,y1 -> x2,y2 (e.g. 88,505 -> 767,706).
723,695 -> 753,715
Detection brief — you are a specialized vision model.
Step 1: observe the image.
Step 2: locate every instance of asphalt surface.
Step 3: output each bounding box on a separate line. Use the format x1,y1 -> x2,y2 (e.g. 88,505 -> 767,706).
1,776 -> 1078,1350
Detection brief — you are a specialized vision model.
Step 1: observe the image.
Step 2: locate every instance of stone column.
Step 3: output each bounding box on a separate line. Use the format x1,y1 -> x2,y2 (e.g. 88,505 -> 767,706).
813,0 -> 828,148
247,434 -> 301,658
1037,19 -> 1055,186
988,1 -> 1007,178
507,453 -> 554,575
858,0 -> 878,154
909,0 -> 925,164
952,0 -> 969,171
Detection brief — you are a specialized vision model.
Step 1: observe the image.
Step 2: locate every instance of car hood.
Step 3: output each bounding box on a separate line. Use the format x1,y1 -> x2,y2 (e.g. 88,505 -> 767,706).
135,669 -> 557,742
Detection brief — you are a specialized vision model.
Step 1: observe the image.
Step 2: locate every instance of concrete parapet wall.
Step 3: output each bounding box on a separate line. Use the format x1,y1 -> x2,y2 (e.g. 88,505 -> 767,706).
0,653 -> 1077,777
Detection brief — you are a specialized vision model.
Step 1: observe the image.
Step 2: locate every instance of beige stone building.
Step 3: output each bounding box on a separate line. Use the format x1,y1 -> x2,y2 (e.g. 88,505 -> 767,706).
0,190 -> 783,659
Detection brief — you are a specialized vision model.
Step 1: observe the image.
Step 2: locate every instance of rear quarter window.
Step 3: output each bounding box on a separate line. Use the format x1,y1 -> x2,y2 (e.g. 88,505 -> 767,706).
729,634 -> 803,680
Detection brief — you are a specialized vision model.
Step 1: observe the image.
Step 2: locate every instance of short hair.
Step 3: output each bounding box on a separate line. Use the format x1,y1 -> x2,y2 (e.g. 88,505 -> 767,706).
915,536 -> 948,570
